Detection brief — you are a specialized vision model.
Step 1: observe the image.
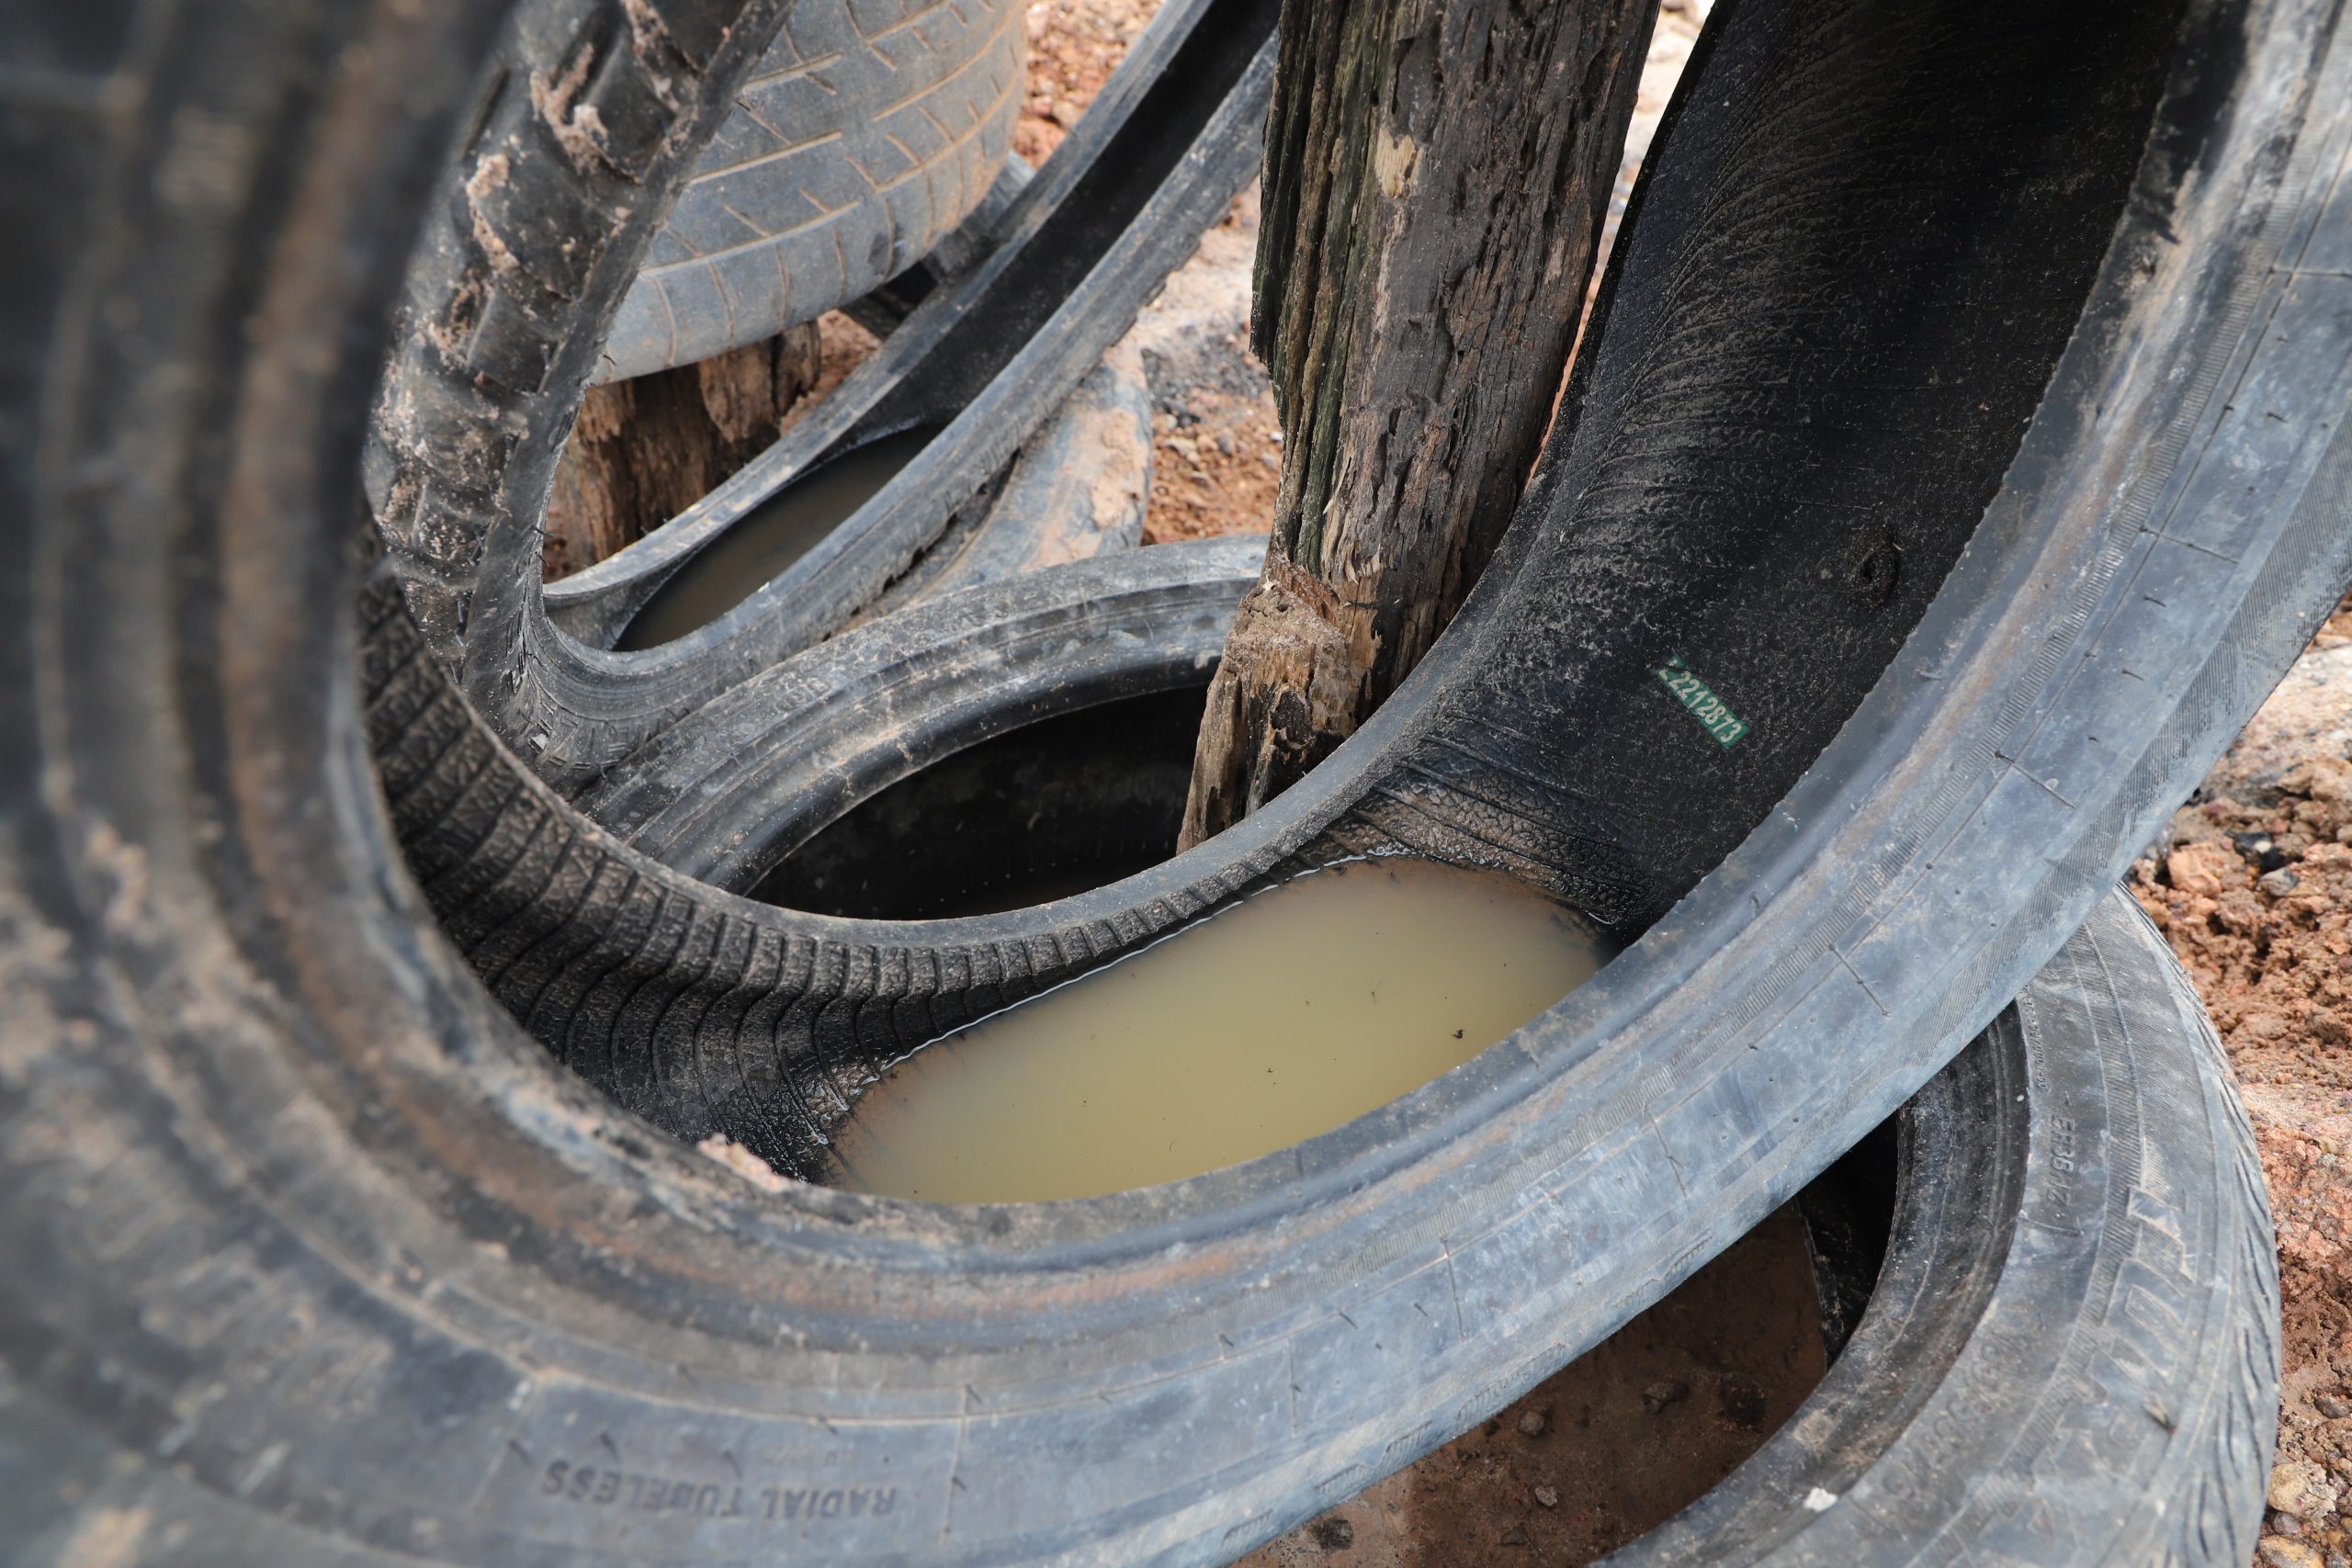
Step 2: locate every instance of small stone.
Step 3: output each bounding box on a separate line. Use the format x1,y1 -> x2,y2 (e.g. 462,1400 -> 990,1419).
1308,1517 -> 1352,1552
1642,1379 -> 1690,1416
2259,1538 -> 2324,1568
2169,840 -> 2247,896
2313,1391 -> 2350,1419
2261,867 -> 2302,896
1516,1408 -> 1548,1438
1533,1486 -> 1560,1509
2270,1460 -> 2335,1517
1498,1525 -> 1528,1547
2236,829 -> 2290,871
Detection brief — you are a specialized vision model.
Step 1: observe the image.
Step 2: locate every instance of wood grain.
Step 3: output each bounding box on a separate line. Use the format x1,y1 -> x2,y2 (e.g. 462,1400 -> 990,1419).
1181,0 -> 1656,846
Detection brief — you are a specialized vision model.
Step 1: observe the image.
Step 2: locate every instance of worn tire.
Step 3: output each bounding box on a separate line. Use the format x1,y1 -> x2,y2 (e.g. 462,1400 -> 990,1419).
356,0 -> 2339,1546
602,624 -> 2290,1568
598,338 -> 1162,654
574,586 -> 2288,1567
1603,894 -> 2280,1568
0,0 -> 2325,1565
578,535 -> 1263,887
373,0 -> 1278,774
369,0 -> 2352,1179
599,0 -> 1024,382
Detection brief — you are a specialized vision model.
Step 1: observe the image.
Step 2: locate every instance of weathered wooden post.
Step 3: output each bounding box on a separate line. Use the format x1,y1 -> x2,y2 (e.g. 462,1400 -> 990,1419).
543,325 -> 824,579
1180,0 -> 1657,847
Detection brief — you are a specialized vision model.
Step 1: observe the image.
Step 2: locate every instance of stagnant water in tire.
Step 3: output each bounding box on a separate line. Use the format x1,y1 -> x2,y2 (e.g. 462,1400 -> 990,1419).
616,425 -> 936,650
826,857 -> 1608,1201
759,684 -> 1883,1558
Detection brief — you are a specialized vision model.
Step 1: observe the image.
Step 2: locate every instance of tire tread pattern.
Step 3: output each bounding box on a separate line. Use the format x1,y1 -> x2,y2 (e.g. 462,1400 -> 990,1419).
603,0 -> 1023,380
359,569 -> 1265,1172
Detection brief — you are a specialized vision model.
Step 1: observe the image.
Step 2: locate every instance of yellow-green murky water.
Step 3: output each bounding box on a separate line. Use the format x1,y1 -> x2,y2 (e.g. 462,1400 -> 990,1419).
615,426 -> 933,649
827,857 -> 1607,1202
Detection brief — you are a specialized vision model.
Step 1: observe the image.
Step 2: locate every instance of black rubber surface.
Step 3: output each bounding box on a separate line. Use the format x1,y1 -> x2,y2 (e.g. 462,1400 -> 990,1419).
373,0 -> 2352,1178
598,0 -> 1023,382
753,685 -> 1212,919
1600,895 -> 2281,1568
364,0 -> 2345,1548
601,340 -> 1159,653
578,536 -> 1263,889
371,0 -> 1278,780
612,669 -> 2294,1566
0,0 -> 2332,1561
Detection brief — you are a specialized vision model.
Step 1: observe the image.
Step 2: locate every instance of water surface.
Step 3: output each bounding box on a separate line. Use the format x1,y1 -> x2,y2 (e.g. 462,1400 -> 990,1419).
829,857 -> 1608,1202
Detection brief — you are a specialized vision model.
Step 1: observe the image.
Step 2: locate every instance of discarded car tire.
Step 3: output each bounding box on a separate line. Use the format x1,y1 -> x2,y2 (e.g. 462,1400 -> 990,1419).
373,0 -> 1277,776
1600,893 -> 2280,1568
577,534 -> 1264,887
597,0 -> 1024,383
591,338 -> 1162,655
560,594 -> 2288,1567
0,0 -> 2329,1563
408,539 -> 2291,1567
371,0 -> 2352,1184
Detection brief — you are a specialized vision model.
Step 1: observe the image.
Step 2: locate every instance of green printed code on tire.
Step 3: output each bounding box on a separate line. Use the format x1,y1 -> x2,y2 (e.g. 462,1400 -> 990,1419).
1655,656 -> 1748,749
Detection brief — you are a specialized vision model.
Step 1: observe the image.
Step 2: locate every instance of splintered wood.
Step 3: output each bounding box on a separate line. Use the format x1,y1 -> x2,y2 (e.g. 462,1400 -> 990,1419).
1180,0 -> 1657,846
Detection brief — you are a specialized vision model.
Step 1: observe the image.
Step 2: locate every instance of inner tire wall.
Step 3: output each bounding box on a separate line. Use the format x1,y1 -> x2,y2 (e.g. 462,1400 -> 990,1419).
752,688 -> 1208,919
1311,0 -> 2194,932
368,0 -> 794,670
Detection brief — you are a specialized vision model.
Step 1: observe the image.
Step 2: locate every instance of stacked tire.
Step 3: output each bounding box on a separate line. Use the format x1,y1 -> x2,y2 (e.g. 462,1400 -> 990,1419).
4,0 -> 2346,1562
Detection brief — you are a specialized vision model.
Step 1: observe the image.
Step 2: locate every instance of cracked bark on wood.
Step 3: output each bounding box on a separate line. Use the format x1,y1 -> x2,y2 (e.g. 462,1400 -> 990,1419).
1178,0 -> 1656,849
542,323 -> 823,580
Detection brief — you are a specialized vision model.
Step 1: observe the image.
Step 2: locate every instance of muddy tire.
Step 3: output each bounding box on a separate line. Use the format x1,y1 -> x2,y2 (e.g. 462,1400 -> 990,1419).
374,0 -> 1278,773
568,579 -> 2288,1568
1604,894 -> 2280,1568
577,535 -> 1263,888
369,0 -> 2352,1187
599,0 -> 1025,382
593,338 -> 1163,655
0,0 -> 2328,1564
